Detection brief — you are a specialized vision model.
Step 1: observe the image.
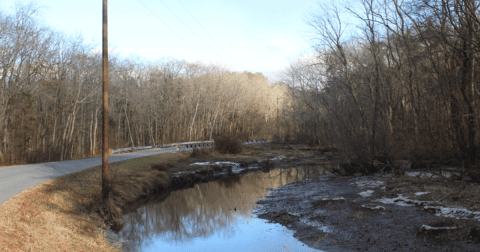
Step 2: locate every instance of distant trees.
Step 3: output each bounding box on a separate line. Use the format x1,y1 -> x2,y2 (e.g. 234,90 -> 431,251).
282,0 -> 480,168
0,3 -> 280,166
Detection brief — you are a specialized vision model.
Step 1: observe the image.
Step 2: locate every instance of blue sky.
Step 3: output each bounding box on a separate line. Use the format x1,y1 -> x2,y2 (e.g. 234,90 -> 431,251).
0,0 -> 322,77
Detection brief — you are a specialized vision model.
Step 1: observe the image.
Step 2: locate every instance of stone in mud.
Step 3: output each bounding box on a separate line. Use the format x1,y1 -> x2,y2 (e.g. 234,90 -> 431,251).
467,226 -> 480,243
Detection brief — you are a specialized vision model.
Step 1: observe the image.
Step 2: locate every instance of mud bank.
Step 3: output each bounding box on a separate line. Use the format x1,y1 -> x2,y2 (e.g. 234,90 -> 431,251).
256,173 -> 480,251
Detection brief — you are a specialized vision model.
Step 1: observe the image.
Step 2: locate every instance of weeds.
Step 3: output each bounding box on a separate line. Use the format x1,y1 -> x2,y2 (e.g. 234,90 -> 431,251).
190,147 -> 212,158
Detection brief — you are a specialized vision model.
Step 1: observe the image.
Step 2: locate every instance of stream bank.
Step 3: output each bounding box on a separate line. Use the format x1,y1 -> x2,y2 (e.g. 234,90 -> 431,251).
107,143 -> 480,251
256,170 -> 480,251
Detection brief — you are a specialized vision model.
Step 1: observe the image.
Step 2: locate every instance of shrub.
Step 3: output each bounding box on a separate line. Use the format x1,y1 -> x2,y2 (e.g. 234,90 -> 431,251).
213,135 -> 243,154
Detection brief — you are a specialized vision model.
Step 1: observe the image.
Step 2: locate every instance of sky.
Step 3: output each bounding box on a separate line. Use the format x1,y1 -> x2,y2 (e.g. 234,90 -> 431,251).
0,0 -> 322,78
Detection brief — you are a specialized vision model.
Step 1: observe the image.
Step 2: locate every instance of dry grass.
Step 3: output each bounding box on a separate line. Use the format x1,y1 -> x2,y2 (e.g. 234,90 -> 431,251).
0,152 -> 187,251
189,147 -> 213,158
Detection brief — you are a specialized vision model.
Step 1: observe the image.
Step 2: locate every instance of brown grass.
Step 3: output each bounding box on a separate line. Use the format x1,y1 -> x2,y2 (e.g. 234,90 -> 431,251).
0,152 -> 187,251
190,147 -> 213,158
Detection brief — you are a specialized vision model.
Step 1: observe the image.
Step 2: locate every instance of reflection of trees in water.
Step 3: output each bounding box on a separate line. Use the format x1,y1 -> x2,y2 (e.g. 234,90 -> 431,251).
118,166 -> 327,251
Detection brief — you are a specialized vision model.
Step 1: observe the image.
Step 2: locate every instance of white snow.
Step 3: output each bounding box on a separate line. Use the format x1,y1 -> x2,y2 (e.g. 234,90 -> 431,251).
405,172 -> 438,178
190,162 -> 211,165
321,196 -> 345,201
359,190 -> 375,197
214,161 -> 239,166
419,224 -> 457,231
270,156 -> 286,161
189,161 -> 246,174
405,171 -> 461,179
190,161 -> 240,167
415,192 -> 430,196
376,194 -> 480,221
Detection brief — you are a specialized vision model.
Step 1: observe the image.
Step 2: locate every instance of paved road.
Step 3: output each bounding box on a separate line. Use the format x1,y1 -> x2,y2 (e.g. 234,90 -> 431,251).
0,147 -> 179,205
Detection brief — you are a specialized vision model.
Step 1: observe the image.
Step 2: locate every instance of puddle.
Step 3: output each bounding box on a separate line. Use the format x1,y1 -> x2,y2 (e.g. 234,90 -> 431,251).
113,166 -> 328,251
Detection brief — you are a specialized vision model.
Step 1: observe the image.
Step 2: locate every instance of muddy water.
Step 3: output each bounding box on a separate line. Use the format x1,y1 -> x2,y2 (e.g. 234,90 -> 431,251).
115,166 -> 328,252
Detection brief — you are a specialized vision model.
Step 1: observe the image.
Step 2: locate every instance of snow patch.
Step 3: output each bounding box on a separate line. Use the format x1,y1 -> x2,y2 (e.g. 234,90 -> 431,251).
376,195 -> 480,220
270,156 -> 286,161
214,161 -> 239,166
321,196 -> 345,201
405,172 -> 438,178
189,161 -> 247,174
415,192 -> 430,196
190,161 -> 240,167
419,225 -> 457,231
359,190 -> 375,197
190,162 -> 211,165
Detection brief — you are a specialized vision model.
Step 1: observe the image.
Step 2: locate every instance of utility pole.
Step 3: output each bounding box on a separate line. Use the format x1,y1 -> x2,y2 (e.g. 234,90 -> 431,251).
277,96 -> 279,136
102,0 -> 110,205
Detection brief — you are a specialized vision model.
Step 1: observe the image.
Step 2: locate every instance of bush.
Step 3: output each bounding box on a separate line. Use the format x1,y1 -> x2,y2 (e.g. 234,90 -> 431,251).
213,135 -> 243,154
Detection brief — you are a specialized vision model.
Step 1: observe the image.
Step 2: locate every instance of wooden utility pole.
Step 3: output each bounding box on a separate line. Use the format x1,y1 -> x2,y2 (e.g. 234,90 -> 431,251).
102,0 -> 110,204
277,96 -> 280,136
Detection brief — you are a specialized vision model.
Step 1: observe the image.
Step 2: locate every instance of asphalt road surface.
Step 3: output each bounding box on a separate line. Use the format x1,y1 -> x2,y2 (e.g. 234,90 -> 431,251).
0,147 -> 179,205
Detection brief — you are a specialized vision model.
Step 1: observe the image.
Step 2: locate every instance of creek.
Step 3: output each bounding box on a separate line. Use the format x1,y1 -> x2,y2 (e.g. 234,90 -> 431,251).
113,166 -> 328,252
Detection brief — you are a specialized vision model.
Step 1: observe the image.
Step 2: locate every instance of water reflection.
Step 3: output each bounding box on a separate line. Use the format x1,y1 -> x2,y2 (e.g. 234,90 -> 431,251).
116,166 -> 328,251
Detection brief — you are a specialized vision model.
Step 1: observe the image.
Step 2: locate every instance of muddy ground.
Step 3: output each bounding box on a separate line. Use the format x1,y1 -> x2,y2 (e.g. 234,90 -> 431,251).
112,143 -> 480,251
255,148 -> 480,251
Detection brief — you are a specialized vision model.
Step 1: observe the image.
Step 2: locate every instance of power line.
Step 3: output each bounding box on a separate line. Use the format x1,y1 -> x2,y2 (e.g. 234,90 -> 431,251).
159,0 -> 222,58
177,0 -> 231,58
136,0 -> 204,58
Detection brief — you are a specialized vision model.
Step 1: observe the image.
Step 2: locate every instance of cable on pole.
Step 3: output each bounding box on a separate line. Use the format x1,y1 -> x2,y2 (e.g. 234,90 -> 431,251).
137,0 -> 205,58
159,0 -> 223,59
177,0 -> 231,58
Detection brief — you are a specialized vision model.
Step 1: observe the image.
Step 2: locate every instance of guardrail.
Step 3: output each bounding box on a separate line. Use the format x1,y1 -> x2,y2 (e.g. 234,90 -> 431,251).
242,138 -> 268,145
111,138 -> 268,154
171,140 -> 214,151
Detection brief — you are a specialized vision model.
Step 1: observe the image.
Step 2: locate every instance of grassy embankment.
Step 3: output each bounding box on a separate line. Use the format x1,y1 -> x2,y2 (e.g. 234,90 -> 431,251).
0,151 -> 188,251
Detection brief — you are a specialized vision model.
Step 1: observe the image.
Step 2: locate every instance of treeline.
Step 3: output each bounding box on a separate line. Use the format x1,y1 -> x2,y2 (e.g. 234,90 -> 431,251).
281,0 -> 480,169
0,4 -> 278,165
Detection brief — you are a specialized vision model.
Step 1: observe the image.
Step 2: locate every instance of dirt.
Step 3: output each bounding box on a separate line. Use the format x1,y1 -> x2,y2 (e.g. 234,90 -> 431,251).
255,169 -> 480,251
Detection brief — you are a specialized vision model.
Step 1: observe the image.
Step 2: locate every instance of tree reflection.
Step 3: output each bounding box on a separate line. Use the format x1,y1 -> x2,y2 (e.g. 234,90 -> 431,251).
116,166 -> 328,251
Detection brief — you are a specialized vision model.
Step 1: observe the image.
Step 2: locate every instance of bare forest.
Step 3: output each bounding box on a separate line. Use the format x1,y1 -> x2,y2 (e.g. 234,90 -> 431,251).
0,4 -> 283,166
280,0 -> 480,176
3,0 -> 480,175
